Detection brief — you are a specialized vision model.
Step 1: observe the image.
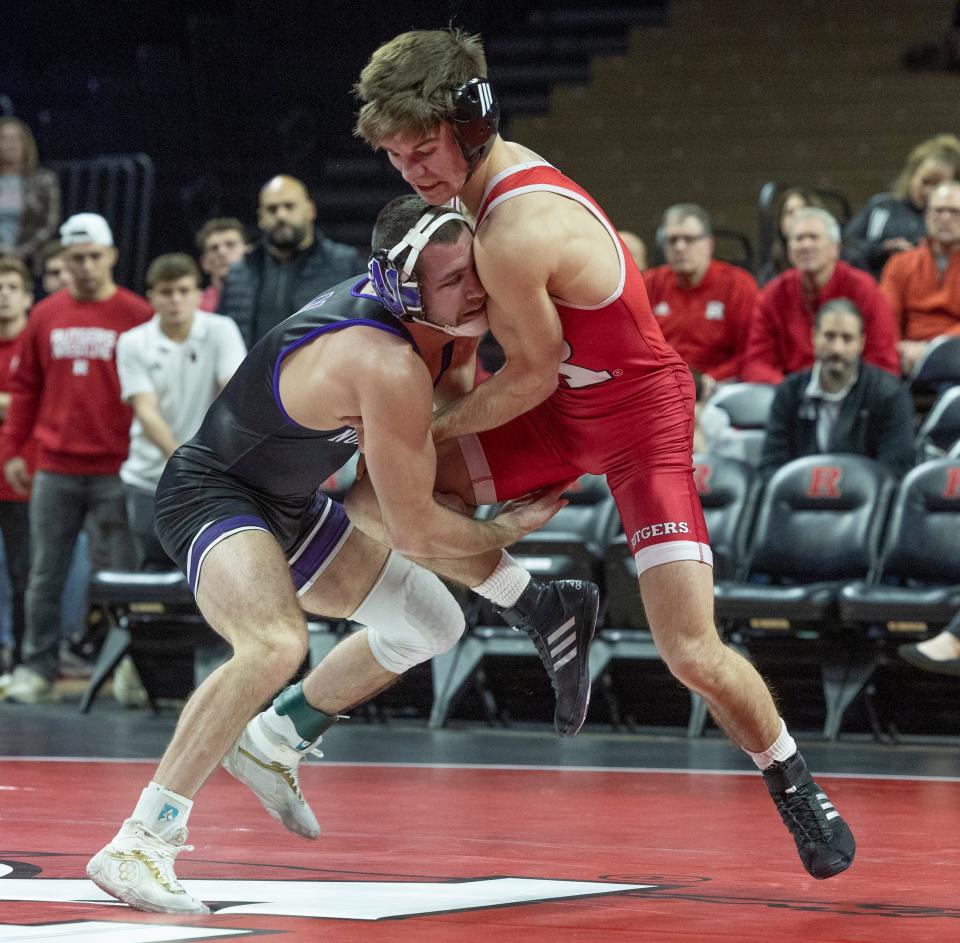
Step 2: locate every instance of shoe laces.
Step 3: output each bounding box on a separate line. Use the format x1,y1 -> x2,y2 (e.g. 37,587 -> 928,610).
300,737 -> 325,761
773,784 -> 833,844
121,822 -> 194,893
525,630 -> 559,687
243,737 -> 324,802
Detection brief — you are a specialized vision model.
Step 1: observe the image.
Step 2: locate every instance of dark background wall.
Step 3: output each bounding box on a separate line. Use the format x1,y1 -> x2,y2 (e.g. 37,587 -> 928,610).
1,1 -> 582,259
3,1 -> 953,277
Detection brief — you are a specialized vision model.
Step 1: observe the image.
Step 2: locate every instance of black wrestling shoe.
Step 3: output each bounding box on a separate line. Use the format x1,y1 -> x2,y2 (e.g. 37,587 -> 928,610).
762,752 -> 856,880
500,579 -> 599,737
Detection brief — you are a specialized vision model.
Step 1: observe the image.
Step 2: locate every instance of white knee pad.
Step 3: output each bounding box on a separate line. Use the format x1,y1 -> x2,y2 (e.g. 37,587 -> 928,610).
351,552 -> 465,674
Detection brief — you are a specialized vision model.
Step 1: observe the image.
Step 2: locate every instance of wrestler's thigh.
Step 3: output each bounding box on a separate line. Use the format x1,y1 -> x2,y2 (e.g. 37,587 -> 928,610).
606,461 -> 713,578
194,528 -> 307,650
298,527 -> 391,618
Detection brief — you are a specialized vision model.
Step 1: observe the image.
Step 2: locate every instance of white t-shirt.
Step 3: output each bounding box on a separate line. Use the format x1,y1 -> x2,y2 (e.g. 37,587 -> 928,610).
117,310 -> 246,490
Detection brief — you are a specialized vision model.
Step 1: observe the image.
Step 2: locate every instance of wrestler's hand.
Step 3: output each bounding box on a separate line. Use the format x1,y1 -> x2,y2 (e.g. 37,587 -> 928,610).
491,483 -> 570,542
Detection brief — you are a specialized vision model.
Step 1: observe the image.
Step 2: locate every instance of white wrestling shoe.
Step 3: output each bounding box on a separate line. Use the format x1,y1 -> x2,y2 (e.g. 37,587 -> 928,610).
222,716 -> 322,840
87,818 -> 208,915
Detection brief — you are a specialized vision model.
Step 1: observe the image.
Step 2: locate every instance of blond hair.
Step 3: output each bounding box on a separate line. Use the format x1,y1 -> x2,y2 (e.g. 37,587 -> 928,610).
355,29 -> 487,147
891,133 -> 960,200
0,117 -> 39,174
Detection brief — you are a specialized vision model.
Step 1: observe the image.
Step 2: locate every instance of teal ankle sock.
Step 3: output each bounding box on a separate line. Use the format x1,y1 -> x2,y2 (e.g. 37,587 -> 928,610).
272,682 -> 339,742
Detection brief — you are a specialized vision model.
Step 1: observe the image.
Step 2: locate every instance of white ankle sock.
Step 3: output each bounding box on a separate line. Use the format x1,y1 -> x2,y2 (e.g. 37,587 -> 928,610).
471,551 -> 531,608
745,718 -> 797,771
131,781 -> 193,840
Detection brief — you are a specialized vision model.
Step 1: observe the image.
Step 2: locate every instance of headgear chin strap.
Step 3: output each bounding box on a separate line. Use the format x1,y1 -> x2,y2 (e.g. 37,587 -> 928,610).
369,208 -> 487,337
450,77 -> 499,174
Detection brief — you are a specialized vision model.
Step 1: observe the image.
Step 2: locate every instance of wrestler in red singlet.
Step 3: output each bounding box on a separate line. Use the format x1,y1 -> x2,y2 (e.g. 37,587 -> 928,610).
457,161 -> 712,576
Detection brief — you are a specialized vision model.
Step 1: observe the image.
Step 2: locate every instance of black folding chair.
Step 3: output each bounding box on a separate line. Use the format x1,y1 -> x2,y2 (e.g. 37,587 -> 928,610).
713,454 -> 895,739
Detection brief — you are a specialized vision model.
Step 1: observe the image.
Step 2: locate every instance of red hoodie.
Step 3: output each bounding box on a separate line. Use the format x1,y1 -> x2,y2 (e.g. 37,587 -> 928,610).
742,260 -> 900,383
0,333 -> 34,501
0,287 -> 152,475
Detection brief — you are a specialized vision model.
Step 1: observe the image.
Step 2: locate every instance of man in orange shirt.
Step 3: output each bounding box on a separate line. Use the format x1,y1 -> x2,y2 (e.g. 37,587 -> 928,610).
643,204 -> 758,392
880,181 -> 960,373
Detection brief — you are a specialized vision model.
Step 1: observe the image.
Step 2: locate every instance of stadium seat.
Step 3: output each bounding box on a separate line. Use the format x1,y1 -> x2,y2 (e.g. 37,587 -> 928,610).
702,382 -> 777,467
713,454 -> 895,739
838,459 -> 960,736
81,571 -> 212,713
915,386 -> 960,463
81,571 -> 340,713
840,459 -> 960,636
428,475 -> 613,729
909,335 -> 960,389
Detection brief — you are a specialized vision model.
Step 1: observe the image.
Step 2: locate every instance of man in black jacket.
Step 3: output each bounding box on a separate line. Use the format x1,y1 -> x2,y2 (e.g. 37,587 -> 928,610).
760,298 -> 915,478
219,175 -> 362,345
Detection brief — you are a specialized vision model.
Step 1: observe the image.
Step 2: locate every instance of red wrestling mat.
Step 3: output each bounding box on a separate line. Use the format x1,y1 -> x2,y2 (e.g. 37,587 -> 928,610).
0,759 -> 957,942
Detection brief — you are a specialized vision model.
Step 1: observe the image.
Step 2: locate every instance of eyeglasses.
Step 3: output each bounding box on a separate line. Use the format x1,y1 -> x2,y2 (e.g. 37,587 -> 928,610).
665,234 -> 708,247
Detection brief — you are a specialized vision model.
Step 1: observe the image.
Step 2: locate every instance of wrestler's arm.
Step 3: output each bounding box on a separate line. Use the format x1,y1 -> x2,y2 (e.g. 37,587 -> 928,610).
351,344 -> 563,558
431,212 -> 565,442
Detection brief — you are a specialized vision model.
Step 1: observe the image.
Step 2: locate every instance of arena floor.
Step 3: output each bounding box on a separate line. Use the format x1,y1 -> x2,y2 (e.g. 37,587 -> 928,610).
1,697 -> 958,942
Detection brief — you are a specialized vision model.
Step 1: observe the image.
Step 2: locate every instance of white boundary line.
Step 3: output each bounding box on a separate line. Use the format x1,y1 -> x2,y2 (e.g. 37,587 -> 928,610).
1,756 -> 959,783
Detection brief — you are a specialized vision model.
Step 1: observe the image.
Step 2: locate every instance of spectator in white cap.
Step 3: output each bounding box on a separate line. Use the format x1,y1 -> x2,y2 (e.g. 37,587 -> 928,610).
0,212 -> 152,703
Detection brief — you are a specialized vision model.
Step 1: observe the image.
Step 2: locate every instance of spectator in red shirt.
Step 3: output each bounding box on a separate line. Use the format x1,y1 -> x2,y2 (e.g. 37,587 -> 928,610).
0,213 -> 151,703
757,187 -> 826,287
644,204 -> 758,393
0,258 -> 35,693
742,207 -> 900,383
880,181 -> 960,373
196,217 -> 248,314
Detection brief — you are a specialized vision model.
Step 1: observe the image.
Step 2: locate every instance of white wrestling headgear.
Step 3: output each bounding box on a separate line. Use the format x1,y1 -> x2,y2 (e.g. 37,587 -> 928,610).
367,208 -> 488,337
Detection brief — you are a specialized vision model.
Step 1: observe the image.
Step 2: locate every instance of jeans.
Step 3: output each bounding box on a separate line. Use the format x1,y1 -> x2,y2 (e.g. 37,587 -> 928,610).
124,482 -> 172,571
23,471 -> 134,680
0,501 -> 29,666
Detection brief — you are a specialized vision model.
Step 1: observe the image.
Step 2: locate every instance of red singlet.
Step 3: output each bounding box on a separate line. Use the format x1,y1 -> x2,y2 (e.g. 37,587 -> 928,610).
459,161 -> 712,575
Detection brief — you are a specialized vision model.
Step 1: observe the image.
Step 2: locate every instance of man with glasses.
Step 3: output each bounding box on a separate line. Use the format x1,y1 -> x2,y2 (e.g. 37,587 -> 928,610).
644,204 -> 759,394
880,180 -> 960,373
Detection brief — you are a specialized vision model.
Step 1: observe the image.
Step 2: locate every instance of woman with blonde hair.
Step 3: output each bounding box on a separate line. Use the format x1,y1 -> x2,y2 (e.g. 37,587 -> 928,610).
0,117 -> 61,274
843,133 -> 960,278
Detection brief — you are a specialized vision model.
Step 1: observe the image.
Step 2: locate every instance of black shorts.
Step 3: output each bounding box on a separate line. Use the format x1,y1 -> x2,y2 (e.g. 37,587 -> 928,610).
155,454 -> 352,597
